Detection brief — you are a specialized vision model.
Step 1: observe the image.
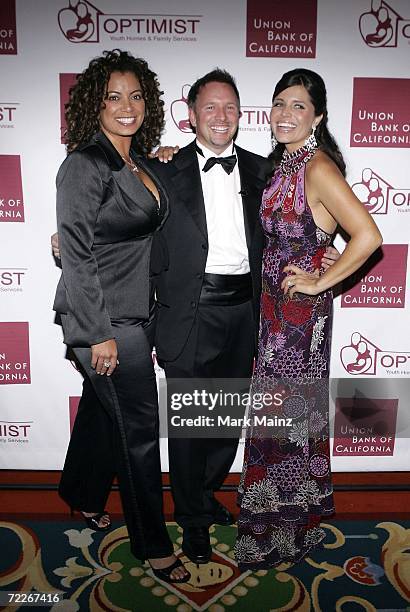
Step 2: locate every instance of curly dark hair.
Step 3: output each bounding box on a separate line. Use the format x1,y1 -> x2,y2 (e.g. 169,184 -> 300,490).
268,68 -> 346,178
64,49 -> 164,154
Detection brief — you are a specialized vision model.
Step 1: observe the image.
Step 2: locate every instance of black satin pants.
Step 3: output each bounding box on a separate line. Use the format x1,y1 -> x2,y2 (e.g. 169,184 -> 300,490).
59,316 -> 173,561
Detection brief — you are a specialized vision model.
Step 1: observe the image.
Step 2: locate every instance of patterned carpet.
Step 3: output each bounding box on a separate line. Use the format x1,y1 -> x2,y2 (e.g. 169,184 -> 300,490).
1,519 -> 409,611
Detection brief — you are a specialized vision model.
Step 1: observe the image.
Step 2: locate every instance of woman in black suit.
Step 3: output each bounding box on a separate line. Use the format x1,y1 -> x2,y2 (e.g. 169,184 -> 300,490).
54,49 -> 189,583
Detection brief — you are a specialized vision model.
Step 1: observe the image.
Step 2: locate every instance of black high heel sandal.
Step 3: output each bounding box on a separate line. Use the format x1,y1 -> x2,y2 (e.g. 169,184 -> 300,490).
149,558 -> 191,584
73,510 -> 111,532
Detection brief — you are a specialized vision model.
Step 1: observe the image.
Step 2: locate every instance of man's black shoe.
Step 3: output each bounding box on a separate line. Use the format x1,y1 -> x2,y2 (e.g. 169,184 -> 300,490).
182,527 -> 212,564
213,502 -> 235,526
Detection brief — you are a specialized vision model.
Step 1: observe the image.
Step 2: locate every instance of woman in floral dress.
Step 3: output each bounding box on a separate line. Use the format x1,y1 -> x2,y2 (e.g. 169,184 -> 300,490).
235,69 -> 382,570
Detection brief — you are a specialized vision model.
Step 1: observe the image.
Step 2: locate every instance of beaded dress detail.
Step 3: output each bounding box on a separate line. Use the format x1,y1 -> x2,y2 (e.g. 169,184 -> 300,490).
235,146 -> 335,570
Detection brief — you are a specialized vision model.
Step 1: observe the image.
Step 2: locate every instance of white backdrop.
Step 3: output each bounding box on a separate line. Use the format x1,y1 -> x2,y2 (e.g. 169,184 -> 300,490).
1,0 -> 409,472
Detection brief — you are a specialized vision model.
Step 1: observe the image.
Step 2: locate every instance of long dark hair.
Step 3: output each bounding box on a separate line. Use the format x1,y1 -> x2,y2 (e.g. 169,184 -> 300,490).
64,49 -> 164,154
268,68 -> 346,177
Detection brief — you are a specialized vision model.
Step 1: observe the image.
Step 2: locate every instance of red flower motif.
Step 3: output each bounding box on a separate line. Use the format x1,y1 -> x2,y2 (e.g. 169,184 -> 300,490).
244,465 -> 267,487
311,247 -> 326,271
282,299 -> 312,325
261,292 -> 276,320
282,209 -> 298,223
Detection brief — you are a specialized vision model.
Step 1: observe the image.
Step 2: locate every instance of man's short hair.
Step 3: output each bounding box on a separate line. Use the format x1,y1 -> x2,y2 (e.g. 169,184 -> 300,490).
187,68 -> 240,108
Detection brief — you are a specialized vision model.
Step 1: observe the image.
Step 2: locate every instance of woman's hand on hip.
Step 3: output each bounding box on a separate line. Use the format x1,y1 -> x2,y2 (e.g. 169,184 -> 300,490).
281,264 -> 321,298
91,339 -> 118,376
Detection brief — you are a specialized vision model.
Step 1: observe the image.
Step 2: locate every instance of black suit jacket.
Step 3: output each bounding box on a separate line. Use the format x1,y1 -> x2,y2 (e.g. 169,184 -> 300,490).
149,140 -> 270,362
53,131 -> 169,347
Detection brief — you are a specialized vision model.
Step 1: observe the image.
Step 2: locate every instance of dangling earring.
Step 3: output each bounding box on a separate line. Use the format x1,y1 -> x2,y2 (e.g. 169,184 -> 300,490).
271,133 -> 278,149
304,124 -> 318,151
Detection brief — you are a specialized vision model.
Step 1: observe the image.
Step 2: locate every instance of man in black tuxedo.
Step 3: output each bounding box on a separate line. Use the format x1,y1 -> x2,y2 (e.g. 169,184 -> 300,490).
149,70 -> 270,563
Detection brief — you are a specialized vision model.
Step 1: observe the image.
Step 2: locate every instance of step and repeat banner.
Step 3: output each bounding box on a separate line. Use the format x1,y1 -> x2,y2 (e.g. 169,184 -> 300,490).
1,0 -> 409,471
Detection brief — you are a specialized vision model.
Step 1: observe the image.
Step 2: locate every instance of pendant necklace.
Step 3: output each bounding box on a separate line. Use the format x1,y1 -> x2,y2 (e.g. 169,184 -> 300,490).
121,155 -> 139,173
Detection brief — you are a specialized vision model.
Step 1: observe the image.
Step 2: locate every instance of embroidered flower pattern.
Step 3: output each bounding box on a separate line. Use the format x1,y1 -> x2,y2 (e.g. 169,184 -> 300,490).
303,527 -> 326,547
289,420 -> 309,447
310,316 -> 328,352
277,220 -> 304,238
237,146 -> 334,570
270,527 -> 300,558
293,480 -> 322,510
234,535 -> 265,563
241,478 -> 280,513
309,410 -> 327,435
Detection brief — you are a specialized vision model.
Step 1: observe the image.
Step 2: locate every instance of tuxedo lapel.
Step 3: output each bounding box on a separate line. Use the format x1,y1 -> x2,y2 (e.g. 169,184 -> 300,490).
170,141 -> 207,240
237,146 -> 266,250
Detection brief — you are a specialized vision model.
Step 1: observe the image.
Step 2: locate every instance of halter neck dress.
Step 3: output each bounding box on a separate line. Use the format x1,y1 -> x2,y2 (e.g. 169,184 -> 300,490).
235,146 -> 335,570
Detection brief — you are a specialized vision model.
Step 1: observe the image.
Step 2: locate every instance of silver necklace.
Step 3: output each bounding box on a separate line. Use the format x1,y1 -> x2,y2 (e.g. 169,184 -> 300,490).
121,155 -> 139,173
279,143 -> 317,177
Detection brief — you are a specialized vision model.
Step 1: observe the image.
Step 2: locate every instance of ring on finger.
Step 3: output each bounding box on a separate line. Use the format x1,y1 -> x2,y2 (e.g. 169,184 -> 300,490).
103,360 -> 111,368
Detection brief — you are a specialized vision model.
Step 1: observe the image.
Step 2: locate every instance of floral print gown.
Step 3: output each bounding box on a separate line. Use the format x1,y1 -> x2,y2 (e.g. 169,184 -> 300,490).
235,147 -> 335,571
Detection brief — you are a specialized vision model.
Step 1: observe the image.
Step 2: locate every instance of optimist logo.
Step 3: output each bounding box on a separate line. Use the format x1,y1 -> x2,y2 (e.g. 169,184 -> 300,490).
170,85 -> 191,133
0,155 -> 24,222
0,268 -> 26,293
58,0 -> 101,43
333,397 -> 397,456
58,0 -> 201,44
0,420 -> 32,445
340,332 -> 410,376
341,244 -> 407,308
0,102 -> 19,128
359,0 -> 410,47
239,106 -> 271,134
352,168 -> 410,215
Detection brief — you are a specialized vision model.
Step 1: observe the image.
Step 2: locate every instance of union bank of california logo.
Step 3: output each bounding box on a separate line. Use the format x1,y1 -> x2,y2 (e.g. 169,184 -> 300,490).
58,0 -> 201,44
340,332 -> 410,376
359,0 -> 410,47
352,168 -> 410,214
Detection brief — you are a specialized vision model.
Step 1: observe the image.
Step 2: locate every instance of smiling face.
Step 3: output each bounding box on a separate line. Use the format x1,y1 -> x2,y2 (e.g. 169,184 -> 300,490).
188,81 -> 240,154
99,71 -> 145,150
270,84 -> 322,153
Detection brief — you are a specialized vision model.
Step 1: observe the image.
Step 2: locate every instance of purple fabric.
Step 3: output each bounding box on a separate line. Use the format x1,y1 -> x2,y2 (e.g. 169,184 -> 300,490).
235,152 -> 335,571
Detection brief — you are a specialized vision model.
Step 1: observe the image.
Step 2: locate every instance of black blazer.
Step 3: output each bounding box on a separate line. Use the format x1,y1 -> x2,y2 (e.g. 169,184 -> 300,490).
149,140 -> 270,362
53,131 -> 169,347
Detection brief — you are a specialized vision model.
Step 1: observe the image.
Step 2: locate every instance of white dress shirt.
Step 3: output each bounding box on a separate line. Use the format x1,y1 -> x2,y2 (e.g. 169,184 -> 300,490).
196,140 -> 250,275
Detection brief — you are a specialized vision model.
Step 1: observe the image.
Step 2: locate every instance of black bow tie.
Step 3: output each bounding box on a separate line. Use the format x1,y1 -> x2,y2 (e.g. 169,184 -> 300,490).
202,155 -> 237,174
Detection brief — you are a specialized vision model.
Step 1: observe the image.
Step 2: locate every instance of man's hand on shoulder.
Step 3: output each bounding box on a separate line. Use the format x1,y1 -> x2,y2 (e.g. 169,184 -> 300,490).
149,145 -> 180,163
51,232 -> 60,259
